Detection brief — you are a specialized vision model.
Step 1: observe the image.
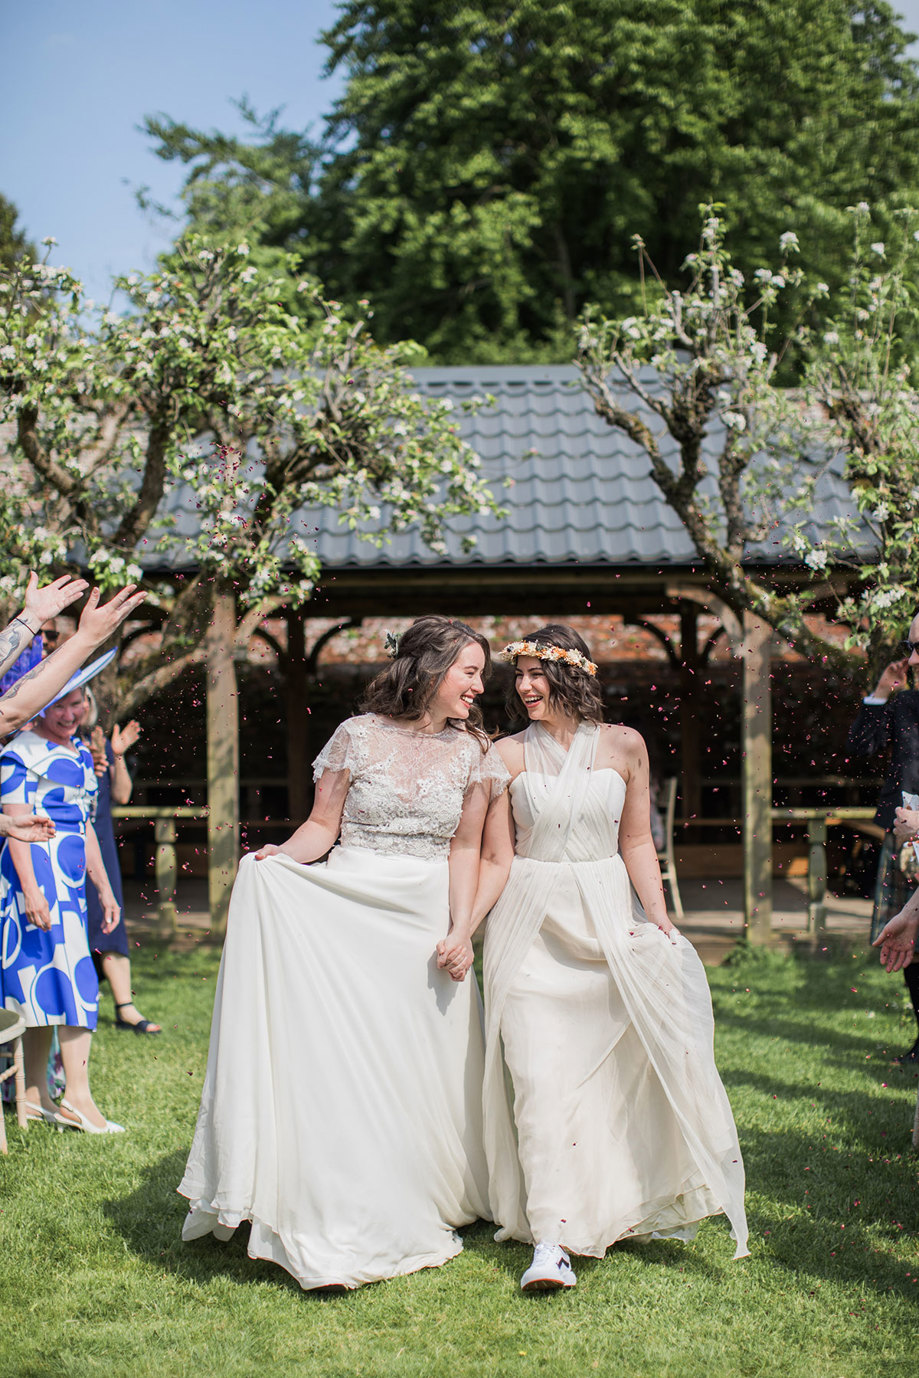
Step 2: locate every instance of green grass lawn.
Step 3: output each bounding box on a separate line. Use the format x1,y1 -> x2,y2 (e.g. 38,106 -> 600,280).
2,941 -> 917,1378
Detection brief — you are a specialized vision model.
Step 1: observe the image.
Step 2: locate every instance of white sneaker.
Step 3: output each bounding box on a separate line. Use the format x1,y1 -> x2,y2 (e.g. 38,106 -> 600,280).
520,1241 -> 577,1292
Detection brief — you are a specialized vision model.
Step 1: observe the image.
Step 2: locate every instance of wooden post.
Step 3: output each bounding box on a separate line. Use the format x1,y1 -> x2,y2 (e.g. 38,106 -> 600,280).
806,816 -> 828,939
679,609 -> 702,819
206,590 -> 239,934
286,610 -> 310,823
154,816 -> 178,938
741,611 -> 773,942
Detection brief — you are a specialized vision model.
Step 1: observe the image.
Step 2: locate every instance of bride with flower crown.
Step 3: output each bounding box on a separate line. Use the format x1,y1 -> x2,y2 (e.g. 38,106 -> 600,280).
447,625 -> 748,1291
179,617 -> 508,1290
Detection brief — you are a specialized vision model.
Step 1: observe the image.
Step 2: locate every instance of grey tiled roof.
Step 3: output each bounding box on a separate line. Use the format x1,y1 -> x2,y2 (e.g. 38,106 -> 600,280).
154,364 -> 860,572
299,364 -> 859,571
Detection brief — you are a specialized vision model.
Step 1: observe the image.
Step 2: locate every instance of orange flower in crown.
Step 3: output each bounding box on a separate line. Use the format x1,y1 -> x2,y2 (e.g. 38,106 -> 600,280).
500,640 -> 598,676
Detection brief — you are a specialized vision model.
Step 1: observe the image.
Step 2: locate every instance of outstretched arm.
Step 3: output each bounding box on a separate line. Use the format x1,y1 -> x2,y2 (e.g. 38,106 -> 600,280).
253,768 -> 350,864
0,585 -> 146,737
0,573 -> 89,681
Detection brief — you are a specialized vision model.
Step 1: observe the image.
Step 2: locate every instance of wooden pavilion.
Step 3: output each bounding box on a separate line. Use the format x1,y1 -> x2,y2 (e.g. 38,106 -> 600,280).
157,365 -> 864,939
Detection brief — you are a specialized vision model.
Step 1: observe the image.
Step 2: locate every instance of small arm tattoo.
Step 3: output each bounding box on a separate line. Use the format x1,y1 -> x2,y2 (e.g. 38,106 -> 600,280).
0,623 -> 25,679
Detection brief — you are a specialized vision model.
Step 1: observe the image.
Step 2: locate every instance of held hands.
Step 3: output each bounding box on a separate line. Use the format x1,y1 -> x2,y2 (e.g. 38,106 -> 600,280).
21,572 -> 89,628
872,911 -> 918,973
436,931 -> 474,982
872,659 -> 909,700
893,806 -> 919,847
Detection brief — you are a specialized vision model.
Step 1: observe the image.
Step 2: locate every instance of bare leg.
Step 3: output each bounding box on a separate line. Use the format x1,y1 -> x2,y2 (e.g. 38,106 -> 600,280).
58,1027 -> 106,1129
22,1027 -> 55,1111
101,952 -> 161,1032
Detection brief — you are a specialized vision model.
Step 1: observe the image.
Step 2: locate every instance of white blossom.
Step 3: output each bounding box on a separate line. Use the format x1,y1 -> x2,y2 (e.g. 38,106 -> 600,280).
804,548 -> 828,570
870,242 -> 886,257
779,231 -> 799,252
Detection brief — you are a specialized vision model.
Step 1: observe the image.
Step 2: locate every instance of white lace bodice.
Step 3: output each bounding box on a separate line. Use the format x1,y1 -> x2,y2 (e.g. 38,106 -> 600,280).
313,713 -> 509,861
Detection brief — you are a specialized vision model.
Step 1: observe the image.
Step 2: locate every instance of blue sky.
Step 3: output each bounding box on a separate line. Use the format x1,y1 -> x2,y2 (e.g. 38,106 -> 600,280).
3,0 -> 919,302
1,0 -> 343,299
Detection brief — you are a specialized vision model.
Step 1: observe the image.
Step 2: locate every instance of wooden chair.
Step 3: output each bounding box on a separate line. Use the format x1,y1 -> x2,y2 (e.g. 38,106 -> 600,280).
656,777 -> 684,922
0,1008 -> 27,1154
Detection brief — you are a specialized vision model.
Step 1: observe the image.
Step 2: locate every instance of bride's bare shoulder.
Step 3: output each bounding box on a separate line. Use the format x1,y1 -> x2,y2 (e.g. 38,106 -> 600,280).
596,723 -> 648,769
495,732 -> 526,772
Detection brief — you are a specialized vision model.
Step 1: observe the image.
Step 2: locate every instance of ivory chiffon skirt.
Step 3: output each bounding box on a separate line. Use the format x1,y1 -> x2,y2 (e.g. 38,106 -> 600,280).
179,847 -> 490,1289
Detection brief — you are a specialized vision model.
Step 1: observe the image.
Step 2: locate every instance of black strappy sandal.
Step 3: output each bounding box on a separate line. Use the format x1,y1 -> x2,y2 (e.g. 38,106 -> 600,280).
114,1002 -> 162,1035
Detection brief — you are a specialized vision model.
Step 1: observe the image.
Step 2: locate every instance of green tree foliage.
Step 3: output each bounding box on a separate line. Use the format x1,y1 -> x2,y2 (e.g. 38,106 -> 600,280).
147,1 -> 919,362
0,240 -> 497,714
0,194 -> 35,272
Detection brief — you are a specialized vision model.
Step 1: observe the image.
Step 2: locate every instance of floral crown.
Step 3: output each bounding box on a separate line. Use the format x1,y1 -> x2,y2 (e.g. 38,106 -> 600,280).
500,640 -> 598,676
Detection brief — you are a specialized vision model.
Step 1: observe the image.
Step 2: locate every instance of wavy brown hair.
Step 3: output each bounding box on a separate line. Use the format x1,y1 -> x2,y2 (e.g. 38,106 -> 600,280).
361,615 -> 492,748
505,623 -> 605,726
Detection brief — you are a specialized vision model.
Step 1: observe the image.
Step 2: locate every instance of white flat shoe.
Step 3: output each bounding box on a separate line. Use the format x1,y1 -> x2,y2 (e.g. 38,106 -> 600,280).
59,1098 -> 126,1135
520,1242 -> 577,1292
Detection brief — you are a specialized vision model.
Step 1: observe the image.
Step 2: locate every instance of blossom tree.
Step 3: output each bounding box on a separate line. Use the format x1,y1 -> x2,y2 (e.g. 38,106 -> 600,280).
576,208 -> 919,675
0,236 -> 496,714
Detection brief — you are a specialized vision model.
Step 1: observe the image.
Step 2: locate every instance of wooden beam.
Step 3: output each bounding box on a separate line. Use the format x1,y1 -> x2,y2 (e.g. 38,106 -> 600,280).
741,611 -> 773,942
206,590 -> 239,934
286,611 -> 310,823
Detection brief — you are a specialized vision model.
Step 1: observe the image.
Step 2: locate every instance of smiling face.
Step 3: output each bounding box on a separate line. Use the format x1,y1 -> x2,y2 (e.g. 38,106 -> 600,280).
39,689 -> 86,744
428,640 -> 486,722
515,655 -> 552,720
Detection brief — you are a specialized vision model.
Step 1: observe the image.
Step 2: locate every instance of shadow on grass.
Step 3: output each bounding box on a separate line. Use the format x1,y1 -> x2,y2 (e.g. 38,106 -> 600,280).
103,1149 -> 308,1297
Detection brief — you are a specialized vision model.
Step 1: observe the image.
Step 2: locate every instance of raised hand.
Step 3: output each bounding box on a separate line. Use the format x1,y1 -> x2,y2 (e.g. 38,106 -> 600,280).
111,719 -> 141,755
76,585 -> 147,648
21,572 -> 89,628
872,658 -> 909,700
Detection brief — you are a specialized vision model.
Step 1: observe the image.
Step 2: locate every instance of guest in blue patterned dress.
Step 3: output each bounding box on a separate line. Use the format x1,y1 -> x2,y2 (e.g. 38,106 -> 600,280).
0,687 -> 124,1133
81,694 -> 161,1035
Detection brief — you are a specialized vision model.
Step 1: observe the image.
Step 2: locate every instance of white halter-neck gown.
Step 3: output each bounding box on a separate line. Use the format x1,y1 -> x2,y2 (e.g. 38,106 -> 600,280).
482,722 -> 748,1259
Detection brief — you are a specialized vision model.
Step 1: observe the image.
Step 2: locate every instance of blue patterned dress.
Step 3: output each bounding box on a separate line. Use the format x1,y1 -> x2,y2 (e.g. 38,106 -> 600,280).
0,730 -> 100,1028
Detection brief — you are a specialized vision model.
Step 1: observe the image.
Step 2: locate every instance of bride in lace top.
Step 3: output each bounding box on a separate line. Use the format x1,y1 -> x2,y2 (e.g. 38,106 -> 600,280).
179,616 -> 508,1290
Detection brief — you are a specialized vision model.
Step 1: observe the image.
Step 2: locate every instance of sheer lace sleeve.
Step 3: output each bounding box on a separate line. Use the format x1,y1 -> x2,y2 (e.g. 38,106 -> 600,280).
312,718 -> 360,782
466,739 -> 511,800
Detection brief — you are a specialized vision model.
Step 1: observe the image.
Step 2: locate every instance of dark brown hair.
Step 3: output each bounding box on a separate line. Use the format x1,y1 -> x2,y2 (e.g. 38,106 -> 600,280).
361,615 -> 492,747
504,623 -> 605,726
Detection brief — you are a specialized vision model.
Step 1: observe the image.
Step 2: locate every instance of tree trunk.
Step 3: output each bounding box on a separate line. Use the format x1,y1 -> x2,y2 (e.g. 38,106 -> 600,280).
206,589 -> 239,933
741,611 -> 773,942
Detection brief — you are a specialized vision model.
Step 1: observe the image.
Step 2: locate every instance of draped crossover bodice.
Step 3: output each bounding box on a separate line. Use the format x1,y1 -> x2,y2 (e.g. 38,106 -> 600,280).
508,722 -> 626,864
